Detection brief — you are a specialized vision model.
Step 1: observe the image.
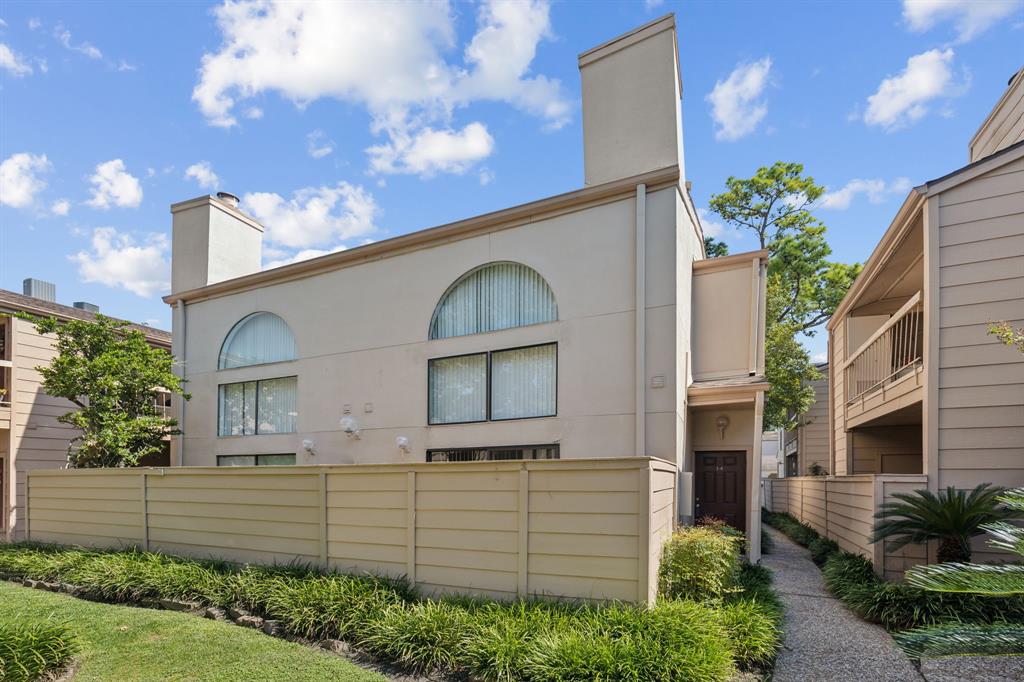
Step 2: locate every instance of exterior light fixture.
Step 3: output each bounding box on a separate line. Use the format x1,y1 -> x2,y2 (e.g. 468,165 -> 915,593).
716,415 -> 730,440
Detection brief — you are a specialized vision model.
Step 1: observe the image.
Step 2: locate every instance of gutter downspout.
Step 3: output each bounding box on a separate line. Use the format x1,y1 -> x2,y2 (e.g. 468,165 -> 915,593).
174,300 -> 187,466
635,184 -> 647,458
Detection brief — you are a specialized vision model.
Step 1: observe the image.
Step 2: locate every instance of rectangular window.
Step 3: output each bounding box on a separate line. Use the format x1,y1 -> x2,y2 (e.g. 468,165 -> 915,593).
428,343 -> 556,424
217,454 -> 297,466
490,344 -> 556,420
427,445 -> 559,462
218,376 -> 297,436
428,353 -> 487,424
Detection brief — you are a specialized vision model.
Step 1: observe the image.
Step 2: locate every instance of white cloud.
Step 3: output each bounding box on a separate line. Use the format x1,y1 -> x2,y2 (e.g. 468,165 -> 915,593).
86,159 -> 143,209
478,168 -> 495,186
863,48 -> 964,131
264,245 -> 347,270
193,0 -> 567,175
55,28 -> 102,60
117,60 -> 137,72
70,227 -> 170,297
367,122 -> 494,177
697,207 -> 726,239
0,43 -> 33,77
811,351 -> 828,364
818,177 -> 913,210
28,18 -> 41,30
306,129 -> 335,159
706,57 -> 773,141
645,0 -> 665,9
184,161 -> 220,190
0,152 -> 51,208
244,106 -> 263,119
902,0 -> 1022,43
242,182 -> 377,249
51,199 -> 71,216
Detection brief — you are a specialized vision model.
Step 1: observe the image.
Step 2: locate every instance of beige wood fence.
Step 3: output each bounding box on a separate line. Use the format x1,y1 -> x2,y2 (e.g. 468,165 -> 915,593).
764,474 -> 928,580
25,457 -> 676,605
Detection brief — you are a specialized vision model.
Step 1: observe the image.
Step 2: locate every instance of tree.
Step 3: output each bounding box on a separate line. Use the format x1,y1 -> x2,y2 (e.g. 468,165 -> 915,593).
703,235 -> 729,258
870,484 -> 1023,564
709,161 -> 861,428
21,314 -> 189,468
895,487 -> 1024,658
989,321 -> 1024,353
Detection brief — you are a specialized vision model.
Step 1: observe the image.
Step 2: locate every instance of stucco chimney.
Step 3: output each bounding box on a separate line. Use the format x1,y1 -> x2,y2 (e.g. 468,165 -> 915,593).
170,193 -> 264,294
578,14 -> 684,186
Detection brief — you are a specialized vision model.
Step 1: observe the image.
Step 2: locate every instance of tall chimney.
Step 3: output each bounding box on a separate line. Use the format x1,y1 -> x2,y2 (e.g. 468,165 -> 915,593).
23,278 -> 56,302
578,14 -> 684,186
170,193 -> 264,294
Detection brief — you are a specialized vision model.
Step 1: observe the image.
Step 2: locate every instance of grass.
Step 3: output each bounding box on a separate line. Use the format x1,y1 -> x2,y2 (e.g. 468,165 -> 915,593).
0,617 -> 77,682
764,510 -> 1024,631
0,582 -> 383,682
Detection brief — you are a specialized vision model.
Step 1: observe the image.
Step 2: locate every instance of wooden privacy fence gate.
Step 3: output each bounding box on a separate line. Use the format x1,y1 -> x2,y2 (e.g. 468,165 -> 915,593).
25,457 -> 676,605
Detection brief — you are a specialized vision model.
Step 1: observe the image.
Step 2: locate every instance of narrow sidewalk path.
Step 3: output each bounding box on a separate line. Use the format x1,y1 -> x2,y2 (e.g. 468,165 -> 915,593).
761,526 -> 923,682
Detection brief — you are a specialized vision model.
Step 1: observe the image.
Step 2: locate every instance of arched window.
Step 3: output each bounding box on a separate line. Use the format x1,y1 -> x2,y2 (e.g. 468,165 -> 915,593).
429,262 -> 557,339
218,312 -> 296,369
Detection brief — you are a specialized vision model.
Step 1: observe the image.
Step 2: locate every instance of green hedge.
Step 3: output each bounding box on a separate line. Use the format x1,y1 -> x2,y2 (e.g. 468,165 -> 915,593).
764,510 -> 1024,631
658,526 -> 740,602
0,619 -> 77,682
0,538 -> 780,681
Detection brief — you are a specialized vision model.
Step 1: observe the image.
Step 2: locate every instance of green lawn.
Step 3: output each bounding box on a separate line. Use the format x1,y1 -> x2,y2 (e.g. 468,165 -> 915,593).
0,582 -> 384,682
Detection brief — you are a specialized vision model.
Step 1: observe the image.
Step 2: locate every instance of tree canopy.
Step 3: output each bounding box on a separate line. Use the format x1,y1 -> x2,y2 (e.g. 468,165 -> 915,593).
22,314 -> 189,468
709,161 -> 861,429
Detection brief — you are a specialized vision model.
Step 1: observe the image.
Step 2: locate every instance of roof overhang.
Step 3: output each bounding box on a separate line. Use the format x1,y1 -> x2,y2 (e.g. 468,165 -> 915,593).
687,380 -> 769,407
164,164 -> 681,306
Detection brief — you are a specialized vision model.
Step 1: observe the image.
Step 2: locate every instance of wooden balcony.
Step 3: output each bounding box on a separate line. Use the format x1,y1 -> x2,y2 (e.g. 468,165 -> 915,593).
841,292 -> 924,428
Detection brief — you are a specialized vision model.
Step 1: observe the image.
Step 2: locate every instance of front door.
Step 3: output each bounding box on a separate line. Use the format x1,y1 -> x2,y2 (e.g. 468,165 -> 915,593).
695,451 -> 746,532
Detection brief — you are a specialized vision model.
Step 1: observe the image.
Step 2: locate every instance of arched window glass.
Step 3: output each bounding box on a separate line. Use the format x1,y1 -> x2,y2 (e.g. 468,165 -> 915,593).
429,262 -> 557,339
218,312 -> 296,369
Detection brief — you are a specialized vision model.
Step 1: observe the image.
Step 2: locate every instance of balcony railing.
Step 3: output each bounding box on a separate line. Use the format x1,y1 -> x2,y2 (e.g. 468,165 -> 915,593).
844,292 -> 923,405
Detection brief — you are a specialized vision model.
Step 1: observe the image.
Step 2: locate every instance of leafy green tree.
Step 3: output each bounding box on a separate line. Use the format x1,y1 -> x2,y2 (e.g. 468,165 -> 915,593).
870,484 -> 1023,564
989,321 -> 1024,353
709,161 -> 861,428
703,236 -> 729,258
895,487 -> 1024,658
21,314 -> 189,468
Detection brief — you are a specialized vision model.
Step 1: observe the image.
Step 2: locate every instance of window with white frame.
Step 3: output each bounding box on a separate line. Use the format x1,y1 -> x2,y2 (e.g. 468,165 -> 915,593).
429,262 -> 557,339
428,343 -> 556,424
218,376 -> 297,436
219,312 -> 296,369
217,454 -> 296,466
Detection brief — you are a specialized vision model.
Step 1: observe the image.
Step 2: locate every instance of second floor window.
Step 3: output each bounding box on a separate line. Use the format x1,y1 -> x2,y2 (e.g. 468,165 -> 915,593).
218,376 -> 297,436
428,343 -> 556,425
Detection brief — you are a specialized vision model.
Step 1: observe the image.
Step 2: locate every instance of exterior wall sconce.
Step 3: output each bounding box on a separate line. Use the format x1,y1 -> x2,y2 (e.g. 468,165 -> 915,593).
340,416 -> 361,439
302,438 -> 316,455
716,415 -> 730,440
396,436 -> 410,453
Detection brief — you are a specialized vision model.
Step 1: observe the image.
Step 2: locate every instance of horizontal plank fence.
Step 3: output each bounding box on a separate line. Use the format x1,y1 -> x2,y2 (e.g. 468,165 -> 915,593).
764,474 -> 928,580
25,457 -> 676,605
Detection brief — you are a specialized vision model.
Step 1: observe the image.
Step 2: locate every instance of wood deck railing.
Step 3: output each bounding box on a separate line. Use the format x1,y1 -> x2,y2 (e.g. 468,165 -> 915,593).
842,292 -> 923,405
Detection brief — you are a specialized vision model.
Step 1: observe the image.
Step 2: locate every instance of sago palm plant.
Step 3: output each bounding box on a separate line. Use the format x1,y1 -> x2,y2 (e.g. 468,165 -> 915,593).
870,484 -> 1022,564
894,487 -> 1024,658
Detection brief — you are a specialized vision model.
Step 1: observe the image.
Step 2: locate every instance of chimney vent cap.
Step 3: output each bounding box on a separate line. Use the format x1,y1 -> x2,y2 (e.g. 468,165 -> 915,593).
216,191 -> 240,208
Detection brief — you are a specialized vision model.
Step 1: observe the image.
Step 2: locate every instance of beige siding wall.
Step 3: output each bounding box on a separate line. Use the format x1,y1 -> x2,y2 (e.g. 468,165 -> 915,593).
765,474 -> 928,580
7,317 -> 79,538
935,156 -> 1024,491
969,71 -> 1024,163
27,458 -> 675,605
792,375 -> 830,475
831,325 -> 848,475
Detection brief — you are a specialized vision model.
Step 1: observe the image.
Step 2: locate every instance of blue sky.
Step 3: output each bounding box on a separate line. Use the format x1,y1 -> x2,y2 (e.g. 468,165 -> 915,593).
1,0 -> 1021,361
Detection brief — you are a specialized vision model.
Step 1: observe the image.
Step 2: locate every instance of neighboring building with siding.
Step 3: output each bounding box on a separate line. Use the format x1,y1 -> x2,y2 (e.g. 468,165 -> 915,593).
0,285 -> 171,540
164,15 -> 771,558
766,65 -> 1024,577
782,365 -> 830,477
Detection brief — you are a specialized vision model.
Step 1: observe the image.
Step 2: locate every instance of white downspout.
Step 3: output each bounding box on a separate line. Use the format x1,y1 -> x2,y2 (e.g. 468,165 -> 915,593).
635,184 -> 647,457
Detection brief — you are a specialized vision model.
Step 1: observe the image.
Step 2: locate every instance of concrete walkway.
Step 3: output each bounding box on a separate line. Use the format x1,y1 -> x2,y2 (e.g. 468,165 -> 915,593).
761,526 -> 924,681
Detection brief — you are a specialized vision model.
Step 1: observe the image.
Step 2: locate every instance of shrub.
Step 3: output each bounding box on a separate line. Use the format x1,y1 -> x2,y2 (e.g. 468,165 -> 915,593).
522,601 -> 734,682
762,511 -> 818,546
0,620 -> 78,682
719,599 -> 781,670
658,526 -> 741,602
696,516 -> 746,543
360,601 -> 470,674
822,551 -> 1024,631
808,536 -> 840,566
760,527 -> 774,554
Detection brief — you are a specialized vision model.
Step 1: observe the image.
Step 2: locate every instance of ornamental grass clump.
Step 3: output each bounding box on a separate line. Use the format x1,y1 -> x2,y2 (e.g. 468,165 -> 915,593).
0,619 -> 78,682
658,526 -> 741,602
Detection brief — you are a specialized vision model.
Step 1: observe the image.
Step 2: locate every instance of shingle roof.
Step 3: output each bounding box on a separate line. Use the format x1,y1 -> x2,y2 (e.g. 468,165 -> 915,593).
0,289 -> 171,346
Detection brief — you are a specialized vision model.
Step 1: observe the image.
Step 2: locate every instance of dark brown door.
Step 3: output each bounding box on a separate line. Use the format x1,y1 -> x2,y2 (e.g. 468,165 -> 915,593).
695,451 -> 746,532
